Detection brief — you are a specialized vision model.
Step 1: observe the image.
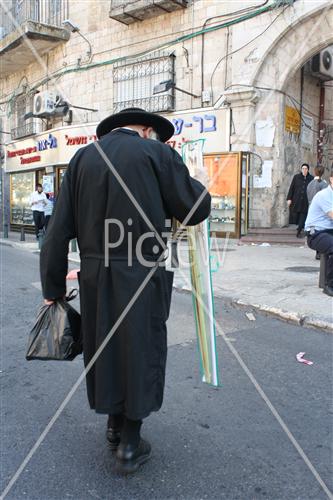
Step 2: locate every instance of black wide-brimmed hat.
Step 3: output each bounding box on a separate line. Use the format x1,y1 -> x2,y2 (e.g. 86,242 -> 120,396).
96,107 -> 175,143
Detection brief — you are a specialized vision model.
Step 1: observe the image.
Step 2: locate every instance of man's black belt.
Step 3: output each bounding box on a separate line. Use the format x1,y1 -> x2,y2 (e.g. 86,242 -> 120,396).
305,229 -> 333,237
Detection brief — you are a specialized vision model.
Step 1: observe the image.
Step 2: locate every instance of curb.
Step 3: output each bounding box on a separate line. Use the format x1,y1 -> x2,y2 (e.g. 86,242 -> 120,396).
173,285 -> 333,333
0,240 -> 38,251
2,239 -> 331,333
233,299 -> 333,333
0,240 -> 81,264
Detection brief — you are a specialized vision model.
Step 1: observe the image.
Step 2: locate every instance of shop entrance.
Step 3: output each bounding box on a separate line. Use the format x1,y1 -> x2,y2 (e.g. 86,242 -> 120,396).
9,165 -> 67,231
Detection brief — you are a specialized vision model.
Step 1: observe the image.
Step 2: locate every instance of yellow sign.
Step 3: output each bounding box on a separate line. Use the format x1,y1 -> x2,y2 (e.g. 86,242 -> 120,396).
285,106 -> 301,134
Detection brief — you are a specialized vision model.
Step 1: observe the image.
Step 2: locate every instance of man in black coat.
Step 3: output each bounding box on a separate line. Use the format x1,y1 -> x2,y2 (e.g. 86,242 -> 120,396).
40,108 -> 211,473
287,163 -> 314,237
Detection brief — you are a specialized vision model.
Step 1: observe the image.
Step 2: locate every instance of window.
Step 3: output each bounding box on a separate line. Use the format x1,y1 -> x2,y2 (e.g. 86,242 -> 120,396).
113,52 -> 175,113
48,0 -> 63,25
10,171 -> 35,225
11,93 -> 39,139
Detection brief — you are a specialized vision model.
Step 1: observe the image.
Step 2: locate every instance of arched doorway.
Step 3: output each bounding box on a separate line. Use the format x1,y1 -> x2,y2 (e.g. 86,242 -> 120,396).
247,3 -> 333,229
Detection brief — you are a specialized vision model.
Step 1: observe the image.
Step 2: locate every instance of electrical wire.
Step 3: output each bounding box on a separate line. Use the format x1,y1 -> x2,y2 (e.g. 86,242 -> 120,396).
210,7 -> 288,101
200,0 -> 269,93
286,94 -> 321,134
221,83 -> 330,136
0,2 -> 276,107
224,83 -> 324,120
93,0 -> 269,63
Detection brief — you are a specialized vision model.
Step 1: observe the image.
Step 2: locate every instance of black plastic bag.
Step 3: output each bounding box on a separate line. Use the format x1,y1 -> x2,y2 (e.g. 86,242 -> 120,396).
26,290 -> 82,361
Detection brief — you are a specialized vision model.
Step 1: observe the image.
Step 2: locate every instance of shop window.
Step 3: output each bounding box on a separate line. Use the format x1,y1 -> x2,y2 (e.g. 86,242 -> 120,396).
36,169 -> 45,186
204,153 -> 242,238
10,172 -> 35,225
57,167 -> 66,186
113,51 -> 175,113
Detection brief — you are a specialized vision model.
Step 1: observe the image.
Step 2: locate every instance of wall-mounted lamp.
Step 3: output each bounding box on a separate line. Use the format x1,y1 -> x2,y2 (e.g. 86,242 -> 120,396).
153,79 -> 200,98
62,19 -> 80,32
62,19 -> 92,59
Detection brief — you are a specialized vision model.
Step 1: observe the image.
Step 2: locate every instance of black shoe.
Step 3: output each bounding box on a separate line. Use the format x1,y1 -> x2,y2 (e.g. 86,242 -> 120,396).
315,251 -> 321,260
296,230 -> 304,239
115,439 -> 151,474
323,285 -> 333,297
106,428 -> 121,451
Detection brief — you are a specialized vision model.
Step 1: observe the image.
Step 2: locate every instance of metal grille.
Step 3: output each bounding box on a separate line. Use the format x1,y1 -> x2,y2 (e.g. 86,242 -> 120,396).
113,52 -> 175,113
15,94 -> 28,129
11,94 -> 38,139
1,0 -> 69,39
11,122 -> 40,140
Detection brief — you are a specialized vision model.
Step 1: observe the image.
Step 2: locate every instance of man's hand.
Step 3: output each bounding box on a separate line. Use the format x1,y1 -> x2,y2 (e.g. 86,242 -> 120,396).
44,299 -> 54,305
287,200 -> 292,207
66,269 -> 80,280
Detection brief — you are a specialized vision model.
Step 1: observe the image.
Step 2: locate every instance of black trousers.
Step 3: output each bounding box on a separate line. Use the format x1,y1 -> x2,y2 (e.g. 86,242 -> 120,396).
108,414 -> 142,446
307,230 -> 333,286
32,211 -> 45,238
297,212 -> 307,232
44,215 -> 51,231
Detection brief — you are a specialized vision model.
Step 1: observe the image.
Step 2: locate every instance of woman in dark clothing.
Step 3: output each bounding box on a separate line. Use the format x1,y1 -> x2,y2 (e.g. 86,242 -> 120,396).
287,163 -> 314,237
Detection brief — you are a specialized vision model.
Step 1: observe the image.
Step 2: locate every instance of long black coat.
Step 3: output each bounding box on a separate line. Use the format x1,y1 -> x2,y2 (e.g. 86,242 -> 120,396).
40,128 -> 211,420
287,172 -> 314,221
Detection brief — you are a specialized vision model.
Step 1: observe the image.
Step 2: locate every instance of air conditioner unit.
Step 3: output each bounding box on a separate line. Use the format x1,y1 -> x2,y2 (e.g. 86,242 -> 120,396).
33,91 -> 60,116
310,46 -> 333,81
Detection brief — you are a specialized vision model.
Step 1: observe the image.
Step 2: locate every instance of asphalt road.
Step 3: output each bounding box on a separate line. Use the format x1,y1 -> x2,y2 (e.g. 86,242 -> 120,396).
1,245 -> 332,500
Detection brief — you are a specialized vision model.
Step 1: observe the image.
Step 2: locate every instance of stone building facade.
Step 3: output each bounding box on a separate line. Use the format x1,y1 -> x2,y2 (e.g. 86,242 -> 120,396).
1,0 -> 332,233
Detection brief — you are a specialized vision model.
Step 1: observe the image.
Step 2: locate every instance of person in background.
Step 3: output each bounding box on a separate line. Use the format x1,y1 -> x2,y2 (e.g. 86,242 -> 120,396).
44,193 -> 54,231
307,165 -> 327,205
306,165 -> 327,260
305,167 -> 333,297
30,183 -> 47,239
287,163 -> 314,238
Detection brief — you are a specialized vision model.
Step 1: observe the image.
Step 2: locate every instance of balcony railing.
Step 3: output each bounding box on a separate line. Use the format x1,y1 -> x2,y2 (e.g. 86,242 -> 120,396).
1,0 -> 69,40
11,121 -> 41,140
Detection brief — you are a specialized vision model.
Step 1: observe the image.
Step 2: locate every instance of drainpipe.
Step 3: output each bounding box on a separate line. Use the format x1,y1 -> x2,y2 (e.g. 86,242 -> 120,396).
317,85 -> 325,165
300,66 -> 304,121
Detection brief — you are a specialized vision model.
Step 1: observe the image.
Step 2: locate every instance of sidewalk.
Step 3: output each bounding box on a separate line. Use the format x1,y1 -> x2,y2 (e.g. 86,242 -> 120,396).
173,239 -> 332,332
1,232 -> 332,332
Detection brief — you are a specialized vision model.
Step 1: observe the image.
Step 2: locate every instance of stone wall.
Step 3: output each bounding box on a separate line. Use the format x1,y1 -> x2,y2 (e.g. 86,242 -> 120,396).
1,0 -> 332,229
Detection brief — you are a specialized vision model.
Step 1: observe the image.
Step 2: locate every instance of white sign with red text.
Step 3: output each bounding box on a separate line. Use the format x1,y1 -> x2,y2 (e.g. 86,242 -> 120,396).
5,123 -> 98,173
5,108 -> 230,173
